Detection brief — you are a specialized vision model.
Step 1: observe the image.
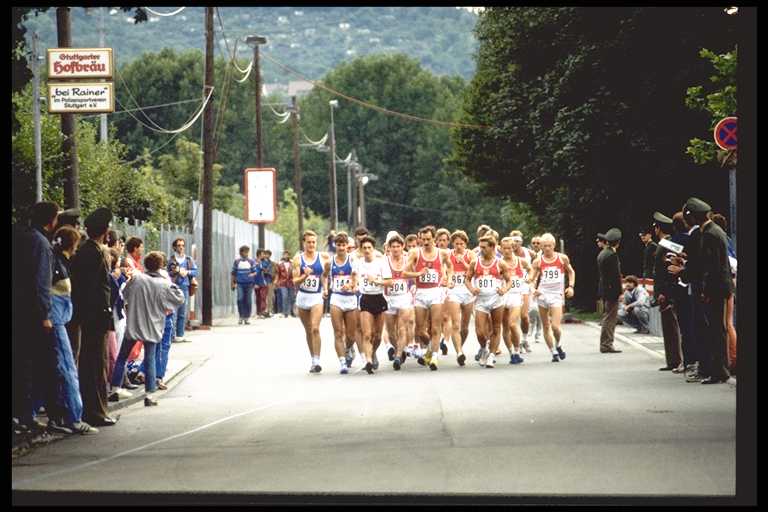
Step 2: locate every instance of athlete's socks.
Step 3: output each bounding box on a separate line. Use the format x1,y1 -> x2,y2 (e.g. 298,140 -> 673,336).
312,355 -> 320,366
512,346 -> 520,354
339,357 -> 346,368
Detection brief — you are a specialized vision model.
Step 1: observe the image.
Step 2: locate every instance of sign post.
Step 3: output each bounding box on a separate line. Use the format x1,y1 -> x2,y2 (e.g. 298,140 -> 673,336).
714,117 -> 737,248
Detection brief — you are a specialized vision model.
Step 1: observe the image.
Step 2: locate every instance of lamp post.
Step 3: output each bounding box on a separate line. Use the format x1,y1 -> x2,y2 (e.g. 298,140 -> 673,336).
246,34 -> 268,249
329,99 -> 339,230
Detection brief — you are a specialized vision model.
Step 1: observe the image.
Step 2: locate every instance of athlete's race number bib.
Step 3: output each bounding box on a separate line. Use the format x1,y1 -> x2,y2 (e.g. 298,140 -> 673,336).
302,276 -> 320,290
541,268 -> 561,283
333,276 -> 351,291
509,277 -> 523,290
476,277 -> 498,291
452,273 -> 467,286
419,269 -> 440,284
388,280 -> 408,295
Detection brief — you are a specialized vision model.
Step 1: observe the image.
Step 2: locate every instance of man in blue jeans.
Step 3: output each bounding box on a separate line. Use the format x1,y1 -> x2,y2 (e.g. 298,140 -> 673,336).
232,246 -> 259,324
168,238 -> 198,343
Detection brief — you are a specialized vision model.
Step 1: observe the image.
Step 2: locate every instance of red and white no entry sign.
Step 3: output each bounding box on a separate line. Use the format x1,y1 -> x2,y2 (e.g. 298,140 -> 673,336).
714,117 -> 737,151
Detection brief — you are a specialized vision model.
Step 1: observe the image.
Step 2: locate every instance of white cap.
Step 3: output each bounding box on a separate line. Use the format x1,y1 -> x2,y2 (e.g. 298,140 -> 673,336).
511,235 -> 523,243
385,230 -> 400,245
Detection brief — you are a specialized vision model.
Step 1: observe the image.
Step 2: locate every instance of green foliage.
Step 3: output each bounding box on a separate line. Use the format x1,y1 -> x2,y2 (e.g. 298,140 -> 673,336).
685,47 -> 737,165
452,7 -> 738,309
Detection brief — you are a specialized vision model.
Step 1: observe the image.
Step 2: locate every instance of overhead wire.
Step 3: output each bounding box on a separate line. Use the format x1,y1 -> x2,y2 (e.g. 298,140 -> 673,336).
260,52 -> 491,130
114,86 -> 214,134
144,7 -> 186,17
80,98 -> 202,119
365,197 -> 447,213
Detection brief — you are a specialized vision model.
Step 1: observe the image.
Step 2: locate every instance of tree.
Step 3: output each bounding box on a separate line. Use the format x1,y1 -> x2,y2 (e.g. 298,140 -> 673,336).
685,47 -> 737,166
452,7 -> 738,310
272,187 -> 330,255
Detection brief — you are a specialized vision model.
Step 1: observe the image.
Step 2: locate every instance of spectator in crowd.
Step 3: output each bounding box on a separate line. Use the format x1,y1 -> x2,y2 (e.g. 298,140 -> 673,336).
276,250 -> 295,318
652,212 -> 683,372
232,246 -> 259,325
140,253 -> 175,390
105,249 -> 121,387
263,250 -> 276,317
70,208 -> 118,427
48,226 -> 99,434
125,237 -> 145,272
618,275 -> 651,334
116,252 -> 185,407
107,248 -> 134,402
327,230 -> 337,255
168,238 -> 197,343
254,249 -> 269,318
669,212 -> 695,374
12,202 -> 62,433
710,212 -> 737,374
596,228 -> 623,354
639,226 -> 658,284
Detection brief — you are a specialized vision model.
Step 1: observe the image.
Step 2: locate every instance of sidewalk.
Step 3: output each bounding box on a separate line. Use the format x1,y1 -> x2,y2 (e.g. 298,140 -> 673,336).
11,330 -> 211,459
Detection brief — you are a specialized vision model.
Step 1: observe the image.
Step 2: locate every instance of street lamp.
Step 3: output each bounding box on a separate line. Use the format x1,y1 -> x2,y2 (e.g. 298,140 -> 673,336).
355,171 -> 378,229
724,6 -> 738,15
246,34 -> 268,248
328,99 -> 339,230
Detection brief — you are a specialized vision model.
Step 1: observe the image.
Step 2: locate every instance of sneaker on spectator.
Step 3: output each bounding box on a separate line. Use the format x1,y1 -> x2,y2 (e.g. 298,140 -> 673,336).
115,387 -> 133,399
66,421 -> 99,435
47,420 -> 73,435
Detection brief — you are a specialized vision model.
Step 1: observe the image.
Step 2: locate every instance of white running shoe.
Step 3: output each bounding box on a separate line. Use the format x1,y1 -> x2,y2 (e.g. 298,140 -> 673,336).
486,352 -> 496,368
114,388 -> 133,399
479,347 -> 489,367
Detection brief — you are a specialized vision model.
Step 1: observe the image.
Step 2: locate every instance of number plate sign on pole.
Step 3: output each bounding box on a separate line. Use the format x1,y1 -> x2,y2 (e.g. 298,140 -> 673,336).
714,116 -> 737,151
244,168 -> 277,224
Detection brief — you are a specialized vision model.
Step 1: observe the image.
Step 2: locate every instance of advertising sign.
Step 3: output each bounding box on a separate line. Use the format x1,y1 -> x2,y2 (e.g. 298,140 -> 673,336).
244,168 -> 277,224
48,48 -> 114,79
48,82 -> 115,113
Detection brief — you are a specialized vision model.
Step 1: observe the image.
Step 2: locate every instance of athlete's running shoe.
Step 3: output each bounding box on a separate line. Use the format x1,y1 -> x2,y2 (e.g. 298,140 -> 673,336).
457,354 -> 466,366
479,348 -> 489,367
365,362 -> 374,374
340,365 -> 349,375
485,353 -> 496,368
393,358 -> 402,371
372,354 -> 380,370
556,346 -> 566,360
429,358 -> 438,371
417,357 -> 426,366
388,346 -> 395,361
440,339 -> 448,356
551,354 -> 560,363
310,364 -> 322,373
522,341 -> 532,353
475,350 -> 481,362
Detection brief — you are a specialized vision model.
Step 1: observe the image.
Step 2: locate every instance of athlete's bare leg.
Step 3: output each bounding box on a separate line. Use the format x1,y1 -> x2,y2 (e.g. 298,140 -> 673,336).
415,307 -> 431,348
475,311 -> 490,350
344,310 -> 359,357
330,306 -> 347,358
397,309 -> 413,359
308,304 -> 324,357
298,308 -> 314,356
539,305 -> 555,351
460,303 -> 473,345
360,311 -> 376,363
445,301 -> 463,355
428,304 -> 444,355
521,293 -> 531,341
489,306 -> 504,355
371,313 -> 386,360
507,306 -> 523,352
549,306 -> 564,346
502,308 -> 513,352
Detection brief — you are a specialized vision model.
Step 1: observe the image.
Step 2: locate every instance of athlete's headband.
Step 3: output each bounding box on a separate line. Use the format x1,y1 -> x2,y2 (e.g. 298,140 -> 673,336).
511,236 -> 523,243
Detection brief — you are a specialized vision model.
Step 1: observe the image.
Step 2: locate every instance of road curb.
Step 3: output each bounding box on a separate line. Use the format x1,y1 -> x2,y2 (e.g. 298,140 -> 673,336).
107,360 -> 192,413
583,322 -> 665,360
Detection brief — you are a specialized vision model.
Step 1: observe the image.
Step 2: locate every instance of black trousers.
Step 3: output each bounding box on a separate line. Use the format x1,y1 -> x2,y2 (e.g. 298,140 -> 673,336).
12,322 -> 60,424
673,290 -> 696,367
78,322 -> 110,422
699,296 -> 730,380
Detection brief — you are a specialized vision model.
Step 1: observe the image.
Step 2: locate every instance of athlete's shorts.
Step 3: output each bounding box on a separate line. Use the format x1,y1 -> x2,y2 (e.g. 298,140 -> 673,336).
360,293 -> 389,315
385,293 -> 414,315
474,293 -> 504,314
296,290 -> 324,310
504,292 -> 523,309
331,293 -> 358,312
414,287 -> 445,309
538,292 -> 564,309
446,286 -> 475,306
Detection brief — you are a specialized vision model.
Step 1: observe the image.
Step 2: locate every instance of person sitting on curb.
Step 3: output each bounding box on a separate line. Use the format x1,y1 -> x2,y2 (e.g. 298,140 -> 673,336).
618,275 -> 651,334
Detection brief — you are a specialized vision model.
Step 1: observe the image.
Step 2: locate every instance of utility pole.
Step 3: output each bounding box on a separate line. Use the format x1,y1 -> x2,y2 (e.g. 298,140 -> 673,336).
291,95 -> 304,247
202,7 -> 215,327
328,100 -> 339,230
31,31 -> 42,202
99,7 -> 108,144
56,7 -> 80,210
358,176 -> 367,229
247,34 -> 268,250
347,149 -> 355,228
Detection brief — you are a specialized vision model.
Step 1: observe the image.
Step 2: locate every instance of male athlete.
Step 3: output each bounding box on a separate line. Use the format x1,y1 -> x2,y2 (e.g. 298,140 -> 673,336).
501,236 -> 532,364
443,230 -> 476,366
322,232 -> 358,374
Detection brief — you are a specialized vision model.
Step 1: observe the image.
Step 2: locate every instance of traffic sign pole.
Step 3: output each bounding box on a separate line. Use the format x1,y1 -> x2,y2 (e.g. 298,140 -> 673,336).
714,117 -> 738,248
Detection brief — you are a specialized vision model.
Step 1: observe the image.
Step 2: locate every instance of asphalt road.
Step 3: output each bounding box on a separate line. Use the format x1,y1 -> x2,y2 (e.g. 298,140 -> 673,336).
12,316 -> 736,496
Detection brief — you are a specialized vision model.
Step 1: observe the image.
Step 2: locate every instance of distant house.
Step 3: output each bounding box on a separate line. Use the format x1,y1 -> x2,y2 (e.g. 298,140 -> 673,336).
288,80 -> 314,97
263,83 -> 288,97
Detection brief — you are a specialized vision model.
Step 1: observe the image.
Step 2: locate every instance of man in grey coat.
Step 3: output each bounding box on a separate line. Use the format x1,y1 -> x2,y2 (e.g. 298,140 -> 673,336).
597,228 -> 623,353
114,251 -> 185,406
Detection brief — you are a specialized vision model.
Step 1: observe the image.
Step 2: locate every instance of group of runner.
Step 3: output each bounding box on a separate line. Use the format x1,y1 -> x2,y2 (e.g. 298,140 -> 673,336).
291,224 -> 576,374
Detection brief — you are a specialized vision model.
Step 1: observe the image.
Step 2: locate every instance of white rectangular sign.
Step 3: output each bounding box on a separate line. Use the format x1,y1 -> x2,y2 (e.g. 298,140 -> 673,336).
245,168 -> 277,224
48,48 -> 114,79
48,82 -> 115,114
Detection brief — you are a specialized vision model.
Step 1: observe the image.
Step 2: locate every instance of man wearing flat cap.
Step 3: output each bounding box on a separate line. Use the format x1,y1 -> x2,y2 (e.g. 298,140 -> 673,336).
652,212 -> 683,371
70,207 -> 120,426
669,198 -> 733,384
597,228 -> 623,353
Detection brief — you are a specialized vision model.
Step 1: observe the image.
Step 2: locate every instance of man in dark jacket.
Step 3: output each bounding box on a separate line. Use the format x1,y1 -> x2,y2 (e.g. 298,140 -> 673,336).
652,212 -> 683,372
640,226 -> 658,283
597,228 -> 623,354
12,202 -> 61,431
70,208 -> 119,426
669,197 -> 733,384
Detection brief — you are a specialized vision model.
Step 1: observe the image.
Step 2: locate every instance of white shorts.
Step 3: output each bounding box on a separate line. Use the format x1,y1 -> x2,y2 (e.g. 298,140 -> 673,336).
474,293 -> 504,314
296,290 -> 324,310
385,293 -> 414,315
330,293 -> 358,312
414,287 -> 445,309
446,286 -> 475,306
504,292 -> 523,309
538,292 -> 564,309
